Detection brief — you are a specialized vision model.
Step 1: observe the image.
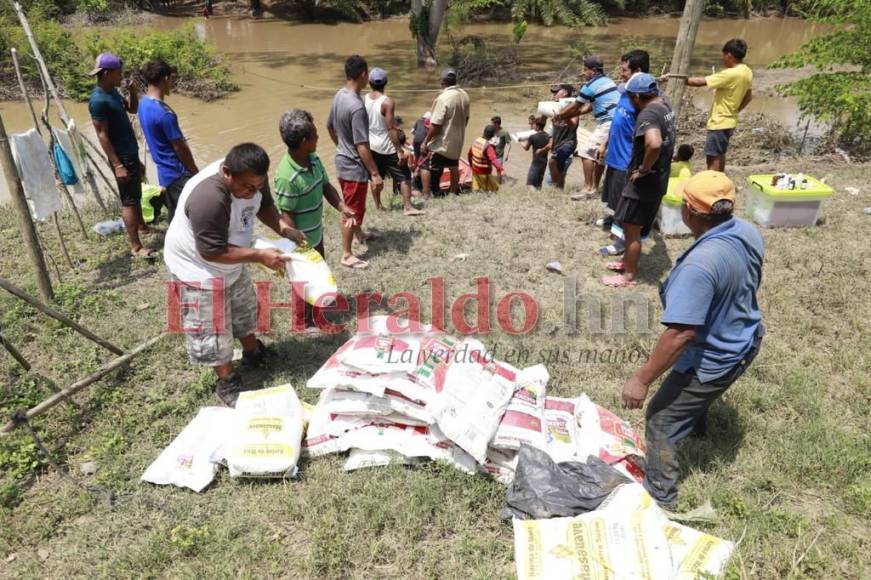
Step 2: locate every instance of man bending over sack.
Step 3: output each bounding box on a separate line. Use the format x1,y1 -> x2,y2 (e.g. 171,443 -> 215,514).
620,171 -> 764,509
164,143 -> 305,405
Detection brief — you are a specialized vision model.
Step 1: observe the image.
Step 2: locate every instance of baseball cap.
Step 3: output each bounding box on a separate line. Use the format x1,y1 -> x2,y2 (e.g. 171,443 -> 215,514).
441,68 -> 458,83
625,73 -> 658,95
678,170 -> 737,214
369,67 -> 387,85
88,53 -> 123,76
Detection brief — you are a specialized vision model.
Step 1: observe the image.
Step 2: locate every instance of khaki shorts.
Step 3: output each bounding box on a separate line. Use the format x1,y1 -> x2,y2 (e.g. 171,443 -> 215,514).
578,121 -> 612,162
174,268 -> 257,366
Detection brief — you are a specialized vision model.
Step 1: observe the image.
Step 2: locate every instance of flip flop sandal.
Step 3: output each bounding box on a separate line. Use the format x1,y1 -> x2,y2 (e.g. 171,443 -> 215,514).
131,248 -> 158,259
341,257 -> 369,270
606,261 -> 625,272
598,244 -> 625,256
601,274 -> 636,288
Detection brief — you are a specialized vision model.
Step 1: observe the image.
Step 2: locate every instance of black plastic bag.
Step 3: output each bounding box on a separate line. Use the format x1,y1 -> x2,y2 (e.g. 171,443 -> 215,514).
502,444 -> 631,520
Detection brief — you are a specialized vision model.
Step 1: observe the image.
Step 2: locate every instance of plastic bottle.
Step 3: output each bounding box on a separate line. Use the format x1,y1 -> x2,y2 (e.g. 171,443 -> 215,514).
93,219 -> 126,236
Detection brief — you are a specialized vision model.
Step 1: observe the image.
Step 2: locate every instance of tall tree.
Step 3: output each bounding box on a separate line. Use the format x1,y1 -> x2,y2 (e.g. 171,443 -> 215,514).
410,0 -> 447,67
773,0 -> 871,157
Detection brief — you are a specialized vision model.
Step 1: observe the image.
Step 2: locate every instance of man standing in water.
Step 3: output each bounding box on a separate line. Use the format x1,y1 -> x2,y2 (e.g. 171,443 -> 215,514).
327,55 -> 384,270
675,38 -> 753,171
88,53 -> 153,258
138,58 -> 199,223
363,67 -> 424,216
421,68 -> 470,196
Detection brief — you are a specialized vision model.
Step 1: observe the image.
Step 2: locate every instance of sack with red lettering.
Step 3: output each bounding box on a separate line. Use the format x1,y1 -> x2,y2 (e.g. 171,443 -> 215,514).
491,365 -> 549,451
540,396 -> 580,462
576,394 -> 646,481
424,339 -> 519,464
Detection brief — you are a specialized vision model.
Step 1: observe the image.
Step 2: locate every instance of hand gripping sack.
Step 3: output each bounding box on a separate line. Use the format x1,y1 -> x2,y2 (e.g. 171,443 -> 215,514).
253,237 -> 337,306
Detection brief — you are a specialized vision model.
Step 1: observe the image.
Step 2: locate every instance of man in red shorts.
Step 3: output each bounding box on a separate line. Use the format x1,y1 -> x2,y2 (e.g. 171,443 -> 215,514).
327,54 -> 384,269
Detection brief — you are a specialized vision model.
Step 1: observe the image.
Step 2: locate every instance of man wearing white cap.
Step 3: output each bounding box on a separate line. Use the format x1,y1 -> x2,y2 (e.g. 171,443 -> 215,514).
364,67 -> 424,216
621,170 -> 765,508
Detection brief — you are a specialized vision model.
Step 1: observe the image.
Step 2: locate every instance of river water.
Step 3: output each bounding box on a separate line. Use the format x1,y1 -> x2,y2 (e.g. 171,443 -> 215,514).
0,15 -> 825,203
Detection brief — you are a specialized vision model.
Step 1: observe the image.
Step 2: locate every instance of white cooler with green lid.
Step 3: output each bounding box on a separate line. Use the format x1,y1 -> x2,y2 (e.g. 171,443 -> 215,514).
746,174 -> 834,228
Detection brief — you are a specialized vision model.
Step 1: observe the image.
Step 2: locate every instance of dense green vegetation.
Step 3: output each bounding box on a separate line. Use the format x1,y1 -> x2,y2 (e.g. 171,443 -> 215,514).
773,0 -> 871,158
0,2 -> 236,101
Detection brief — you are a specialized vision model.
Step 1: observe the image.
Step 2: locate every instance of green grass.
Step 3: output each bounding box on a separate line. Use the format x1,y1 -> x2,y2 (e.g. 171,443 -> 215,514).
0,159 -> 869,578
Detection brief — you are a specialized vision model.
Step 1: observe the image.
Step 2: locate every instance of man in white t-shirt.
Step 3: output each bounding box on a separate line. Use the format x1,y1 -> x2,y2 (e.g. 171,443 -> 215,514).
164,142 -> 304,405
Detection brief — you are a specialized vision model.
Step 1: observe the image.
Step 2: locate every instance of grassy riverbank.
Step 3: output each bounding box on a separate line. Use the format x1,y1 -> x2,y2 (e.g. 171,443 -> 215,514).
1,151 -> 869,576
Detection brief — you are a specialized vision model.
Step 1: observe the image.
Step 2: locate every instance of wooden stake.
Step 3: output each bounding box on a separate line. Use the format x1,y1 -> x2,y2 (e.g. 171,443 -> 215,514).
0,330 -> 31,371
0,112 -> 54,302
10,48 -> 40,132
0,276 -> 122,355
52,213 -> 74,268
15,3 -> 107,212
0,334 -> 166,435
665,0 -> 706,121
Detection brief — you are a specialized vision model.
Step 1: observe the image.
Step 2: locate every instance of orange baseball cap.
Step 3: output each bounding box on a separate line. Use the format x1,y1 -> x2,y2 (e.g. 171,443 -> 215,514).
678,170 -> 736,214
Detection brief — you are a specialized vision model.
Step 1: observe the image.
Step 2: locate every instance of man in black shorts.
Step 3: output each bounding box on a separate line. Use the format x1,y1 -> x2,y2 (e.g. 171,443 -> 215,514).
421,68 -> 470,197
547,84 -> 578,190
604,73 -> 675,288
88,53 -> 154,258
363,67 -> 423,216
521,116 -> 550,191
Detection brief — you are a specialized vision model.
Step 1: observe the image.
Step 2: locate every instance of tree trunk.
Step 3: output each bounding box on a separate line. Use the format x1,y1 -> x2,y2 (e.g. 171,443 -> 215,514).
666,0 -> 706,121
411,0 -> 444,67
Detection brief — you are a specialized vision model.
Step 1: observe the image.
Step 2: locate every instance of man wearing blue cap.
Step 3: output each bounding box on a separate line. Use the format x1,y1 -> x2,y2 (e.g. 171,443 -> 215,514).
603,73 -> 675,288
89,52 -> 153,258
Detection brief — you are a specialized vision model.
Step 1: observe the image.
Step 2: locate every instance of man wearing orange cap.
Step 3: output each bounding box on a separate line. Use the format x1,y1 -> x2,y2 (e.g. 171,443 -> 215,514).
620,171 -> 765,509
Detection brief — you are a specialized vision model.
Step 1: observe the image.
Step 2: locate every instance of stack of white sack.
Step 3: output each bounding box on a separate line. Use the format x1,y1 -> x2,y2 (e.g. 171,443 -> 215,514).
305,316 -> 521,473
484,374 -> 646,485
304,316 -> 646,485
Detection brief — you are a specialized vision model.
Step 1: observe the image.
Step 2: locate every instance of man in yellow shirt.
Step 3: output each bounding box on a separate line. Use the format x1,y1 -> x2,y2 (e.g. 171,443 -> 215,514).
685,39 -> 753,171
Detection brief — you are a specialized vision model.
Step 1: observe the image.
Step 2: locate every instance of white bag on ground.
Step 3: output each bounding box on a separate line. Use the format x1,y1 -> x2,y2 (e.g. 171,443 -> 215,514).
226,384 -> 305,478
10,129 -> 62,220
512,506 -> 672,580
140,406 -> 234,492
424,339 -> 519,463
482,447 -> 519,484
599,483 -> 736,579
491,364 -> 549,451
576,393 -> 647,481
343,448 -> 421,471
253,236 -> 337,306
540,396 -> 580,462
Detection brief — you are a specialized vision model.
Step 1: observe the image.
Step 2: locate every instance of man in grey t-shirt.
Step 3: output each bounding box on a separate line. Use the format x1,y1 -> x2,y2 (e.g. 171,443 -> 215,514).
327,55 -> 383,270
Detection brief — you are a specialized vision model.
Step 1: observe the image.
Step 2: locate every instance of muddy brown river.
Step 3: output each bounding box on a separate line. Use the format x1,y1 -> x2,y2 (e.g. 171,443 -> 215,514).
0,15 -> 826,203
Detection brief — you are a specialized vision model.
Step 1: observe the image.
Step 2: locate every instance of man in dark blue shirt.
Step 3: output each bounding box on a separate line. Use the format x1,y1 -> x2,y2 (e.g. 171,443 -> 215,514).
620,171 -> 765,508
138,59 -> 199,223
88,53 -> 153,258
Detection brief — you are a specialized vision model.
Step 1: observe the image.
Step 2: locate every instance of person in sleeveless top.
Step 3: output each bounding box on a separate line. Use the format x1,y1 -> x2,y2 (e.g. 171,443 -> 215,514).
363,67 -> 424,216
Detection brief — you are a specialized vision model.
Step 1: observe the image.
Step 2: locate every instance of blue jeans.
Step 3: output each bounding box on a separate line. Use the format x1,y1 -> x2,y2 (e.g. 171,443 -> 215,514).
643,331 -> 763,504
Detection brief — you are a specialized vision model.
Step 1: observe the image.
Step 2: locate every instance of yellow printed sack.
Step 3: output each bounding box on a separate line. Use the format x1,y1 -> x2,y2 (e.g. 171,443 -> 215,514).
226,384 -> 305,478
253,237 -> 338,306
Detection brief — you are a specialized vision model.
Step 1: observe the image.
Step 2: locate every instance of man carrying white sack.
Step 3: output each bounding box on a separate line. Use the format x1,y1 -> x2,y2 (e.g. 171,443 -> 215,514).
620,171 -> 764,510
164,142 -> 305,405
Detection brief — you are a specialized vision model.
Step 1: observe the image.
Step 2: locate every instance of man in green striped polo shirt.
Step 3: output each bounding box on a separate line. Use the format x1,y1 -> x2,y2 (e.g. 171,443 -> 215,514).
276,109 -> 355,252
275,109 -> 356,327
